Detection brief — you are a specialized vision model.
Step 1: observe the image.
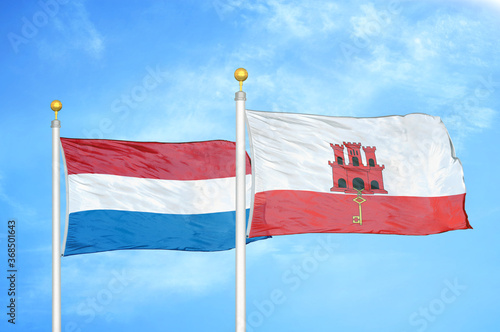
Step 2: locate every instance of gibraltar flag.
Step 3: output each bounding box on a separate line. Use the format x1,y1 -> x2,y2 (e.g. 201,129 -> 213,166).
245,110 -> 471,237
60,138 -> 264,256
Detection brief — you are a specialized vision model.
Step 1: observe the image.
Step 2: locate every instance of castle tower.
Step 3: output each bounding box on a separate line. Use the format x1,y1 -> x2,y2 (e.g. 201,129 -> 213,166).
328,144 -> 348,191
330,143 -> 344,165
363,146 -> 378,167
362,146 -> 386,192
344,142 -> 362,166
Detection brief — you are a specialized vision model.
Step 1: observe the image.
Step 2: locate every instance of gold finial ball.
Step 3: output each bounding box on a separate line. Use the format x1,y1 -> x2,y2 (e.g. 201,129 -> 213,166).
234,68 -> 248,82
51,100 -> 62,112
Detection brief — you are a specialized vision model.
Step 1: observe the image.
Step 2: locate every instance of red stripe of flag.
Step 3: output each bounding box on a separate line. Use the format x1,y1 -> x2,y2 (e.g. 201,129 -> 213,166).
61,138 -> 251,180
249,190 -> 471,237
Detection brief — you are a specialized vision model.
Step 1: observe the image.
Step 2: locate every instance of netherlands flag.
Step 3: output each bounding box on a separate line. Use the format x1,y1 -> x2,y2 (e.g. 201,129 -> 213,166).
245,110 -> 471,238
60,138 -> 265,256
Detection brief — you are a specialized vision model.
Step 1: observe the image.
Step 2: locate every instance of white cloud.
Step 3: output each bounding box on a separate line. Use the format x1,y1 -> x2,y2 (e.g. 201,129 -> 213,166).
129,67 -> 237,142
456,0 -> 500,12
62,250 -> 232,298
467,106 -> 496,128
264,0 -> 334,38
39,0 -> 104,59
65,1 -> 104,57
60,249 -> 238,323
218,0 -> 340,40
337,2 -> 498,123
443,105 -> 497,147
0,173 -> 36,219
350,3 -> 394,38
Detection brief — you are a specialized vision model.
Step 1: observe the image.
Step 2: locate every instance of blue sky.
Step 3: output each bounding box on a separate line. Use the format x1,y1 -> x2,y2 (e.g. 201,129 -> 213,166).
1,0 -> 499,331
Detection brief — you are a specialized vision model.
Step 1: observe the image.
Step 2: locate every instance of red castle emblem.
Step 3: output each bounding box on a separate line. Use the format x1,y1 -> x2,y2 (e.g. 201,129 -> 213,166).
329,142 -> 388,195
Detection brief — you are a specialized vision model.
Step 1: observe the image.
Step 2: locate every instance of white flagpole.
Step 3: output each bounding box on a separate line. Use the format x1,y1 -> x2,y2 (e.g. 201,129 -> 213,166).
51,100 -> 62,332
234,68 -> 248,332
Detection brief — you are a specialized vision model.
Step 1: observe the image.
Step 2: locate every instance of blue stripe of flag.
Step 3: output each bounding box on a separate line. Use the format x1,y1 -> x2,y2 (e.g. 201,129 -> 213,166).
64,209 -> 264,256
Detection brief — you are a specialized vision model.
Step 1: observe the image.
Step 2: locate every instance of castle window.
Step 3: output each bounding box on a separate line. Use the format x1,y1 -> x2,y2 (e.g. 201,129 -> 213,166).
371,180 -> 379,190
369,158 -> 375,167
337,156 -> 343,165
353,177 -> 364,190
338,178 -> 347,188
352,157 -> 360,166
